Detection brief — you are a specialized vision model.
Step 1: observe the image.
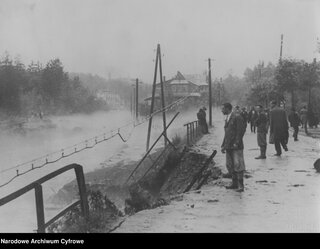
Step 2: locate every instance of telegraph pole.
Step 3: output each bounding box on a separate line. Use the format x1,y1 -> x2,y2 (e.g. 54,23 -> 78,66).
278,34 -> 284,105
208,58 -> 212,126
130,88 -> 133,118
146,45 -> 160,151
280,34 -> 283,63
158,45 -> 167,146
132,85 -> 136,118
218,77 -> 222,106
135,78 -> 139,120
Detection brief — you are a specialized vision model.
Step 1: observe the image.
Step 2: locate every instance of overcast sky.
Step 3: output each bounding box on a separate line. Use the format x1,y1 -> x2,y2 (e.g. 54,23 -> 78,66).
0,0 -> 319,82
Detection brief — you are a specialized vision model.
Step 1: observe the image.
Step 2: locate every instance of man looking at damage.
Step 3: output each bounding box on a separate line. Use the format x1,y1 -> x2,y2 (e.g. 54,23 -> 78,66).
221,103 -> 246,192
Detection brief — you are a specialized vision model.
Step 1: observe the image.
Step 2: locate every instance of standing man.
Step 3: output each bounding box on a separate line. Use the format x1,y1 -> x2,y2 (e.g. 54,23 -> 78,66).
288,107 -> 301,141
197,107 -> 209,134
240,107 -> 248,132
221,103 -> 246,192
248,107 -> 258,133
254,105 -> 268,159
300,106 -> 308,134
269,100 -> 289,156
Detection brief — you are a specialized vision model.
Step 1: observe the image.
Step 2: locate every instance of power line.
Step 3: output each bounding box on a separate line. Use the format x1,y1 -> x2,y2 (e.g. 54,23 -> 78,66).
0,95 -> 191,188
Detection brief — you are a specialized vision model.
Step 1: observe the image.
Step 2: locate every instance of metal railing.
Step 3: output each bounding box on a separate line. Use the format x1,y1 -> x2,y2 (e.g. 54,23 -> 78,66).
184,120 -> 200,146
0,163 -> 89,233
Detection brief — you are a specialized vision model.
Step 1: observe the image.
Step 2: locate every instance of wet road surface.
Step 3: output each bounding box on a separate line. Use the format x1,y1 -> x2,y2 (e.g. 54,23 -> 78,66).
114,112 -> 320,233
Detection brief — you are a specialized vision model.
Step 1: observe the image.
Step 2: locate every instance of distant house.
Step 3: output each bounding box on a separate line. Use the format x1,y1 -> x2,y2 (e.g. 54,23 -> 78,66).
155,71 -> 200,99
143,71 -> 208,112
96,90 -> 123,108
184,73 -> 209,95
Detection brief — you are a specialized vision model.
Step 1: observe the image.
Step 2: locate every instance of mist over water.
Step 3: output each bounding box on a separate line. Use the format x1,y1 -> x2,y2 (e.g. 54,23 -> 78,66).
0,106 -> 205,232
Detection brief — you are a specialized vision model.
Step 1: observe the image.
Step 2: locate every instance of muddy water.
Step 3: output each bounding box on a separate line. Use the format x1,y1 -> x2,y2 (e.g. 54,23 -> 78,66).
0,107 -> 201,232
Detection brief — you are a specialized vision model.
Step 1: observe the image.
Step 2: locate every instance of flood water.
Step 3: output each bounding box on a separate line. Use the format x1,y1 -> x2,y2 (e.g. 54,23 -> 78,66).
0,107 -> 200,232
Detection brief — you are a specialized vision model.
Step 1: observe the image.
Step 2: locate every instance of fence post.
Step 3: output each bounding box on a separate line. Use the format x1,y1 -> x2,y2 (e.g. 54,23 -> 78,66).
34,184 -> 45,233
75,166 -> 89,220
192,122 -> 195,141
187,124 -> 190,145
195,121 -> 198,136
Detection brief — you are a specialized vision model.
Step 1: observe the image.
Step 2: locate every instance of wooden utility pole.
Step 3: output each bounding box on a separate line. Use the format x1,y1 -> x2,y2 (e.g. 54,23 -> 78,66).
218,77 -> 222,106
280,34 -> 284,63
208,58 -> 212,126
132,86 -> 136,118
278,34 -> 284,106
146,45 -> 160,151
130,89 -> 133,118
158,45 -> 167,146
135,78 -> 139,120
146,44 -> 168,150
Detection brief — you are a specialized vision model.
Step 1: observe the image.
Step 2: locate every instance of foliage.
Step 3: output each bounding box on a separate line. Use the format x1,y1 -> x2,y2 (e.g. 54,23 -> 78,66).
244,62 -> 279,107
242,58 -> 320,116
0,53 -> 108,116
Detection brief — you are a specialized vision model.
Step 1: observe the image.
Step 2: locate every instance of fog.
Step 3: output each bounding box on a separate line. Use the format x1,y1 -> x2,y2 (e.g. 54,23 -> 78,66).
0,107 -> 204,232
1,0 -> 319,233
0,0 -> 319,81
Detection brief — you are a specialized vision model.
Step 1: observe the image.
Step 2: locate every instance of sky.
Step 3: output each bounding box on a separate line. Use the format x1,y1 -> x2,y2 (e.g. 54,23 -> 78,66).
0,0 -> 319,83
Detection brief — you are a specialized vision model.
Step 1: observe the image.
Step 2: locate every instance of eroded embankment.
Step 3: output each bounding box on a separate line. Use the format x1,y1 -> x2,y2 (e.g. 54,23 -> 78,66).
48,143 -> 221,232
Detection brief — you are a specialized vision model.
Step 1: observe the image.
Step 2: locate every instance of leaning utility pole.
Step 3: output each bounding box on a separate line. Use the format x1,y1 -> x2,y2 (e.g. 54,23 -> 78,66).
146,44 -> 167,151
146,47 -> 159,151
158,46 -> 167,146
208,58 -> 212,126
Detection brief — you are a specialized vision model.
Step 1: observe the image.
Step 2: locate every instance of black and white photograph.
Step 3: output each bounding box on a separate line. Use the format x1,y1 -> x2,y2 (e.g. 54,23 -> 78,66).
0,0 -> 320,235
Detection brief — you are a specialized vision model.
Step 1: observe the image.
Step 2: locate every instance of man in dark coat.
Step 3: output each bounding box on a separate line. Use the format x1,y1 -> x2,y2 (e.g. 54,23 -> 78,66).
240,107 -> 248,132
254,105 -> 268,159
288,107 -> 301,141
269,100 -> 289,156
248,107 -> 258,133
300,106 -> 308,134
197,107 -> 208,134
221,103 -> 246,192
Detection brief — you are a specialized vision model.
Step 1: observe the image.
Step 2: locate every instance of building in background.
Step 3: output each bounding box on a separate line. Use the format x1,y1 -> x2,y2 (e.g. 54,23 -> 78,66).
96,90 -> 124,109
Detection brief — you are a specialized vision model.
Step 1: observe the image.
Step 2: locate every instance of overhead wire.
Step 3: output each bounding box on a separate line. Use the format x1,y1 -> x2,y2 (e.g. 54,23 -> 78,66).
0,94 -> 191,188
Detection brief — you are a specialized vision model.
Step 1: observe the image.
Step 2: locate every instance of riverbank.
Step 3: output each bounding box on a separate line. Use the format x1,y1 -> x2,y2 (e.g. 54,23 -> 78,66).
113,116 -> 320,233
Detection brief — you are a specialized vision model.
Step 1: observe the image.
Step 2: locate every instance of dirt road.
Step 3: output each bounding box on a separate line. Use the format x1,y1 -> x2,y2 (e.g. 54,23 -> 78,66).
114,112 -> 320,233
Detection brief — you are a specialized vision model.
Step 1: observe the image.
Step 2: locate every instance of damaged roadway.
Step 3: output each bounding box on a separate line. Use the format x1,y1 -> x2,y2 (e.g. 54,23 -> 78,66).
113,111 -> 320,233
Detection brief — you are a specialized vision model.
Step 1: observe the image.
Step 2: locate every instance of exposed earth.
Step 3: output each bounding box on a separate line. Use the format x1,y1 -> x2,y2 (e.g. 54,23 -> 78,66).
113,114 -> 320,233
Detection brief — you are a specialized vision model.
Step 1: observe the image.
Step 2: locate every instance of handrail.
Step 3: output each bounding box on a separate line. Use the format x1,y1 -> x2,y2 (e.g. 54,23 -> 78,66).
184,120 -> 200,145
0,163 -> 89,233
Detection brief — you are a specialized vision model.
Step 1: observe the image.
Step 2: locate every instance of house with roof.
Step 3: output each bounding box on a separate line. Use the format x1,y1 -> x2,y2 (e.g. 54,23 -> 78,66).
143,71 -> 207,113
184,73 -> 209,96
155,71 -> 201,100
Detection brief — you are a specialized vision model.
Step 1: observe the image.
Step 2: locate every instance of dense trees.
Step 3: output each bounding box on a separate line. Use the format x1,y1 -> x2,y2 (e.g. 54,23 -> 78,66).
243,58 -> 320,115
0,54 -> 106,117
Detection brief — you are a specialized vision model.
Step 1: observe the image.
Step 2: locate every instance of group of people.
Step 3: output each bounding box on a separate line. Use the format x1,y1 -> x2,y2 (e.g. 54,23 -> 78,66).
197,102 -> 318,192
220,100 -> 303,193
